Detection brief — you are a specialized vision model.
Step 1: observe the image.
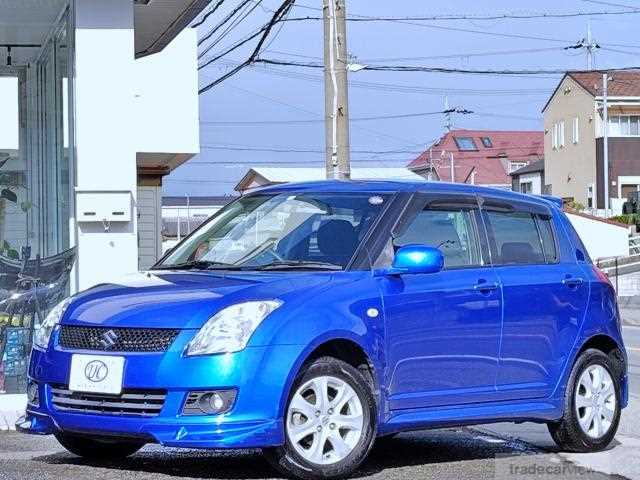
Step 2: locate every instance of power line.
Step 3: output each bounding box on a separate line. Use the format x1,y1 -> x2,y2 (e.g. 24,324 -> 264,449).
581,0 -> 639,9
198,143 -> 545,155
290,8 -> 640,22
198,0 -> 268,61
206,59 -> 556,96
255,58 -> 565,76
199,0 -> 296,95
363,46 -> 569,62
198,0 -> 255,47
217,83 -> 429,147
200,109 -> 462,126
191,0 -> 226,28
282,13 -> 640,50
256,57 -> 640,77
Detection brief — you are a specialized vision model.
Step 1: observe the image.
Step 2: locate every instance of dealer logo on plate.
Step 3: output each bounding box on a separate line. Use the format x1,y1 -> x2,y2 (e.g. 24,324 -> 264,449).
84,360 -> 109,383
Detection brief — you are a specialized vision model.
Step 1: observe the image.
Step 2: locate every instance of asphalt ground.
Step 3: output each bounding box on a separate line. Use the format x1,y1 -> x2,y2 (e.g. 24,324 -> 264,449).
1,325 -> 637,480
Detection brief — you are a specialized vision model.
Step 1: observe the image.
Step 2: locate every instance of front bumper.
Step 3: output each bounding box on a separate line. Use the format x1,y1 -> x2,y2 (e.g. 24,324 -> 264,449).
22,328 -> 305,449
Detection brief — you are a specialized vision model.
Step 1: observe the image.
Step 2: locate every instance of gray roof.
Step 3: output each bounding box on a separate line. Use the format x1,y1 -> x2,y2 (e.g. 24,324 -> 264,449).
509,159 -> 545,176
162,196 -> 237,207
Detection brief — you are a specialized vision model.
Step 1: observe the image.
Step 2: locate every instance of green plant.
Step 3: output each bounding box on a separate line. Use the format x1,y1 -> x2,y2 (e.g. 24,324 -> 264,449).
566,200 -> 586,211
609,214 -> 638,225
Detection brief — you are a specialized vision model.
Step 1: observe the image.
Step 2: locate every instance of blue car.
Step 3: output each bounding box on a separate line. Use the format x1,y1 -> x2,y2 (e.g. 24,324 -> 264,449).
18,181 -> 627,479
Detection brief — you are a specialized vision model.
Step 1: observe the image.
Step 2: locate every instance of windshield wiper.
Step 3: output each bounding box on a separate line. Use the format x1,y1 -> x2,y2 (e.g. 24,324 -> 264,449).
156,260 -> 244,271
255,260 -> 342,271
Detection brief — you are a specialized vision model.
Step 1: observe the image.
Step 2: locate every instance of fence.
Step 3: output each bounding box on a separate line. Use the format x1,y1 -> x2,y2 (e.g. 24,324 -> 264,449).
630,235 -> 640,256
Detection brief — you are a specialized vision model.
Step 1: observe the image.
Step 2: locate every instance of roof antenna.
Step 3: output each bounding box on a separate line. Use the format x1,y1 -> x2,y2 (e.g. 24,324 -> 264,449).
444,96 -> 452,132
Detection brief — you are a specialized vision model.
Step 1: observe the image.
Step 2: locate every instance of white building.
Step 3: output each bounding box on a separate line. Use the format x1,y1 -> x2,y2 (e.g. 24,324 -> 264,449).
160,195 -> 237,257
0,1 -> 203,290
0,1 -> 206,397
235,167 -> 426,194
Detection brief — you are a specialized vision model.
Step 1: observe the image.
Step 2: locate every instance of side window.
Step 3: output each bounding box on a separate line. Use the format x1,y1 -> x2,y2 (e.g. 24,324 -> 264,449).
486,210 -> 554,265
394,207 -> 481,268
536,216 -> 558,263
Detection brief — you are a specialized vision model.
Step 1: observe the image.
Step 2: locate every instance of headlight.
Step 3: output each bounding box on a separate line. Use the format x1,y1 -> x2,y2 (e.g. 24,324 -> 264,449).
33,297 -> 72,350
186,300 -> 282,356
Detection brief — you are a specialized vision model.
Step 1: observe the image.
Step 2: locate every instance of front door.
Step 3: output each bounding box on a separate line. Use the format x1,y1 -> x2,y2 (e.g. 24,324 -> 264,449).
380,193 -> 503,410
480,197 -> 590,400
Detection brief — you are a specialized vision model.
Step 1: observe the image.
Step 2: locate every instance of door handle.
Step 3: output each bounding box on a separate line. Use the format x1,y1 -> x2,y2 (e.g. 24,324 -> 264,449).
562,277 -> 584,288
474,281 -> 500,292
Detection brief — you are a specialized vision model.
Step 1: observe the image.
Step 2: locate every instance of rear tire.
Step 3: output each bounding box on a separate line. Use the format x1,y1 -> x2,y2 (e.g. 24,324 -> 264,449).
264,356 -> 377,480
547,349 -> 621,452
55,432 -> 145,460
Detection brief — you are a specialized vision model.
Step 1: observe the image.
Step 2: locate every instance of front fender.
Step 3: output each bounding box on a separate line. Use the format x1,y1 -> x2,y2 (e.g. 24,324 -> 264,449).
251,272 -> 385,420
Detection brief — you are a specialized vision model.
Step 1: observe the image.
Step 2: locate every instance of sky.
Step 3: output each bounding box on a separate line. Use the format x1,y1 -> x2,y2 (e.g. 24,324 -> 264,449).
162,0 -> 640,197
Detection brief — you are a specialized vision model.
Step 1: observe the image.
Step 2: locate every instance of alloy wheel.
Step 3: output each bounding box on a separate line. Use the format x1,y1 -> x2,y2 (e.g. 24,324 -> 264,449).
574,364 -> 617,439
286,375 -> 364,465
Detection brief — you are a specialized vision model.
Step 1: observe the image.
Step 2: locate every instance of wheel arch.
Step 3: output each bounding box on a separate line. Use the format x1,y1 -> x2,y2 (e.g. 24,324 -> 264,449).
577,334 -> 627,383
277,333 -> 380,421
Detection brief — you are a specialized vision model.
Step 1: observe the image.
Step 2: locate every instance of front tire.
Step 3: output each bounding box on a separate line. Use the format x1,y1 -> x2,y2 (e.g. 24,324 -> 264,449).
548,349 -> 621,452
264,356 -> 377,480
54,432 -> 145,460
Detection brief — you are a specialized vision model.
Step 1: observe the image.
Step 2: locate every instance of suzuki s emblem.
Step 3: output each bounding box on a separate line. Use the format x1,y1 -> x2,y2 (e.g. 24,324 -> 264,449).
99,329 -> 118,350
84,360 -> 109,383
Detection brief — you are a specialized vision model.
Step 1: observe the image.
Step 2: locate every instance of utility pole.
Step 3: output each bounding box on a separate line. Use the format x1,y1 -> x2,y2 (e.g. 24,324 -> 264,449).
585,22 -> 599,70
603,72 -> 610,213
186,194 -> 191,234
428,147 -> 434,181
449,152 -> 455,183
323,0 -> 351,180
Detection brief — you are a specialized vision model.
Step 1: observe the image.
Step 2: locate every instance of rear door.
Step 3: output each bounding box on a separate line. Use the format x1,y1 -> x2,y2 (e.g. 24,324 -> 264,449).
480,197 -> 589,400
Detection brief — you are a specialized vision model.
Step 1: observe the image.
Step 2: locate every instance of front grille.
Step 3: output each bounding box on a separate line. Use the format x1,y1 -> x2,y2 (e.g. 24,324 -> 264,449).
59,326 -> 179,352
50,385 -> 167,417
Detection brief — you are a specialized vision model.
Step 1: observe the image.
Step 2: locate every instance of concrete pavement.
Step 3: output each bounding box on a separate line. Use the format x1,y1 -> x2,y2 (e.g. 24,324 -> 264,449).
478,325 -> 640,479
0,426 -> 620,480
0,327 -> 637,480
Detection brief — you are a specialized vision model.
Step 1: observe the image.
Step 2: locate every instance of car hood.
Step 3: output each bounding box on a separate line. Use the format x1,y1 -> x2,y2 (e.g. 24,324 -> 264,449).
62,270 -> 333,329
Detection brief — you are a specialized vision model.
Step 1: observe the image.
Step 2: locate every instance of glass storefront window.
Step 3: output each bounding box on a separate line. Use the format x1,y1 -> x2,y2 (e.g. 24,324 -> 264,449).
0,8 -> 75,394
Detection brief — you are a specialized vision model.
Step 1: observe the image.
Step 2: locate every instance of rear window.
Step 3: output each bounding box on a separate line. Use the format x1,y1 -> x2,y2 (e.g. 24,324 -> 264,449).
485,210 -> 557,265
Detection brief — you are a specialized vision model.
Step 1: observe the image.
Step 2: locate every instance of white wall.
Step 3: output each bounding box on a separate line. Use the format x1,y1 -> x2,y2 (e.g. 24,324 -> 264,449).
518,172 -> 543,195
567,212 -> 630,260
73,0 -> 138,290
134,29 -> 199,156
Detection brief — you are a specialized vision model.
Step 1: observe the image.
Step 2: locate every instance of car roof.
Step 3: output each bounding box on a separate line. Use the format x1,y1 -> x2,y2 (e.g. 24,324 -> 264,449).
255,180 -> 560,210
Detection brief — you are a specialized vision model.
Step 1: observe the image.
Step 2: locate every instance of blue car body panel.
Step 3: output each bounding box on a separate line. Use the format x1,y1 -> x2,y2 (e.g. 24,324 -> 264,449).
21,180 -> 627,448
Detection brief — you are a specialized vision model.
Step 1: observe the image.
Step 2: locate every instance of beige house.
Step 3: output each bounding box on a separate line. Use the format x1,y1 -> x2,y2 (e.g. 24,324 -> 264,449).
543,71 -> 640,212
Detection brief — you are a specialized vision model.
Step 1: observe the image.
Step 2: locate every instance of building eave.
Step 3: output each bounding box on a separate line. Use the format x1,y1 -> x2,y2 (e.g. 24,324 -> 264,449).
134,0 -> 210,58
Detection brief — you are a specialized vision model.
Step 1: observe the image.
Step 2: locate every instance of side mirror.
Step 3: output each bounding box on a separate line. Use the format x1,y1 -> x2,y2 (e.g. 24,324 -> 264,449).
380,245 -> 444,276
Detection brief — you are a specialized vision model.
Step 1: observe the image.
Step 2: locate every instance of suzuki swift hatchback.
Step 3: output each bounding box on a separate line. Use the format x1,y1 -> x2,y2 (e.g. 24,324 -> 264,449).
19,181 -> 627,479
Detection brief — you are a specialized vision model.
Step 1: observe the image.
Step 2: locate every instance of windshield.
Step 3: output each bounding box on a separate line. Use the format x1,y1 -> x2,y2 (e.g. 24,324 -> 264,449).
156,192 -> 389,271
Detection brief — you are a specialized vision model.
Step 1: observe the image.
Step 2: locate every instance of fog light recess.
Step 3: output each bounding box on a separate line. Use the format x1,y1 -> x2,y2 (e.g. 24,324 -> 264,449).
182,390 -> 236,415
27,381 -> 40,407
